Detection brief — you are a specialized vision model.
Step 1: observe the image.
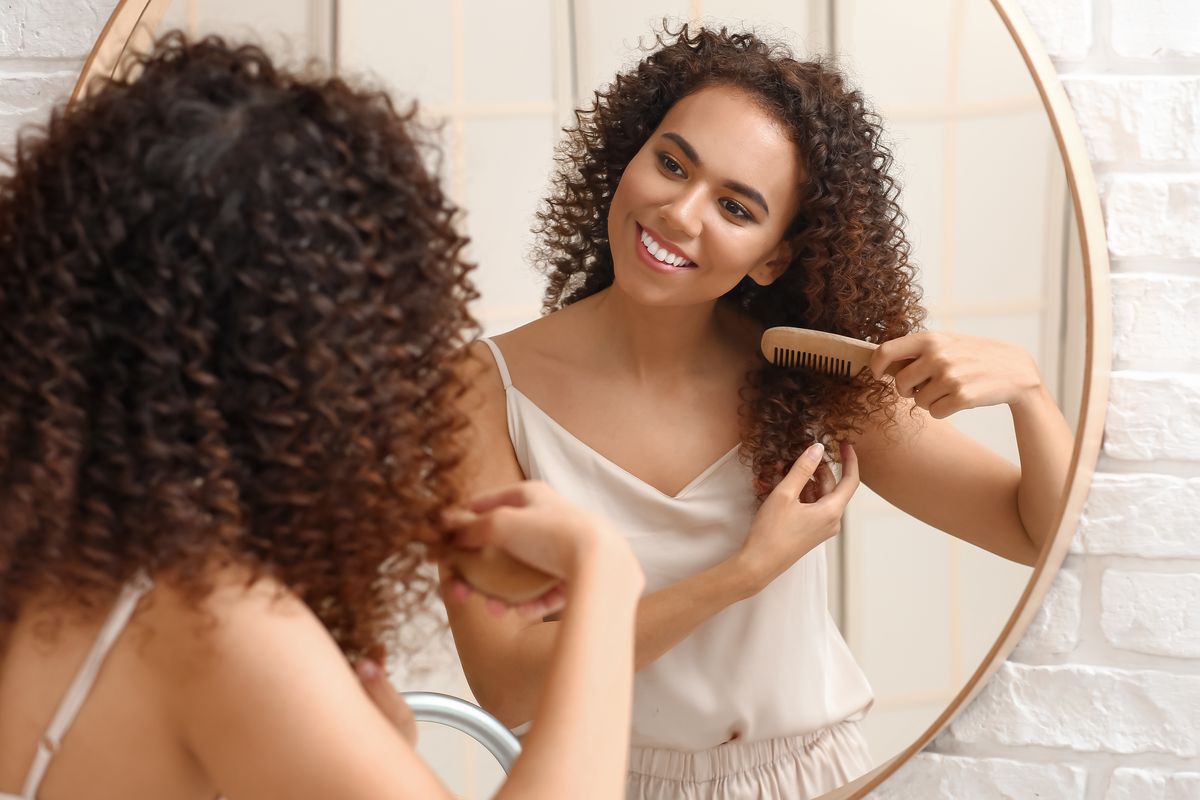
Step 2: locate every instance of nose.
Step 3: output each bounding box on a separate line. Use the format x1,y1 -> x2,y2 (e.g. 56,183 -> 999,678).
659,186 -> 703,239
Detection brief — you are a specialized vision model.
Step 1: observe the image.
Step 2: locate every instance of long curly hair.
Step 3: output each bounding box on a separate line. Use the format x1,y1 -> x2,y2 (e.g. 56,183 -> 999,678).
534,25 -> 925,497
0,33 -> 477,657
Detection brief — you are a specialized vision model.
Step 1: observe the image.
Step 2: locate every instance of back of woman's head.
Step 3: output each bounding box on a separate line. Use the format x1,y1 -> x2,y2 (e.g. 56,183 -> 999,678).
0,33 -> 476,655
535,24 -> 925,496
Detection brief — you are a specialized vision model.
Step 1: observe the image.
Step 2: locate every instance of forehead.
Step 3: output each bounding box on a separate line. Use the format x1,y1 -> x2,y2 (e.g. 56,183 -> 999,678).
654,85 -> 803,202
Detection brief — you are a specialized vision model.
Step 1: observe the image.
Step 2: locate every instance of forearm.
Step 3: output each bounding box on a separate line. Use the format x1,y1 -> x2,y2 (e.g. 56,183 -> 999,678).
497,547 -> 642,800
1010,383 -> 1074,551
632,557 -> 754,670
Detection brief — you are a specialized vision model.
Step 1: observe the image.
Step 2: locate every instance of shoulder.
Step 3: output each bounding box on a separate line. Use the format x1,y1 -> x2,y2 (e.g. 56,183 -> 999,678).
133,566 -> 443,799
136,564 -> 338,690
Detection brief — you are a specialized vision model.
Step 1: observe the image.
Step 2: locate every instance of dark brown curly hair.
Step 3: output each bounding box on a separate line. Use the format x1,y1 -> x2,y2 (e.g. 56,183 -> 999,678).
534,25 -> 925,497
0,33 -> 477,658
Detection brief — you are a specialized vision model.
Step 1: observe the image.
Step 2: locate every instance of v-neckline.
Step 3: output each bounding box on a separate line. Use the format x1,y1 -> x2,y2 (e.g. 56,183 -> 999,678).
507,387 -> 741,501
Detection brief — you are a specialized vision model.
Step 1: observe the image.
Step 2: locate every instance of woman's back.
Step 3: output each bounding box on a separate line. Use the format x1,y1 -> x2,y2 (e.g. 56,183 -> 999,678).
1,580 -> 213,799
0,567 -> 460,800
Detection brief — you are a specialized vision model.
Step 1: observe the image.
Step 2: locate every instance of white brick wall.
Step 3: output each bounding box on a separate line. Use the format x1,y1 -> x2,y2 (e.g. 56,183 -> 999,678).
4,2 -> 1198,799
1014,567 -> 1082,656
871,753 -> 1087,800
1106,768 -> 1200,800
0,1 -> 114,161
1102,571 -> 1200,657
1110,0 -> 1200,59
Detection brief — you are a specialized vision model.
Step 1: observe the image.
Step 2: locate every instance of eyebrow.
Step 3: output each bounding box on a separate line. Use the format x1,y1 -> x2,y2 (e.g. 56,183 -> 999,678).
661,131 -> 770,215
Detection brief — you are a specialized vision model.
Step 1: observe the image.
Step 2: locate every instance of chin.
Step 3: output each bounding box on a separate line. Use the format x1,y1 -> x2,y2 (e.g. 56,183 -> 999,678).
609,261 -> 707,308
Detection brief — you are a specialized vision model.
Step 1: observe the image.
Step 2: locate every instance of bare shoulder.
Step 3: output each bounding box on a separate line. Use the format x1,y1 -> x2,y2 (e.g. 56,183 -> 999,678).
136,564 -> 336,688
489,299 -> 609,388
134,566 -> 446,799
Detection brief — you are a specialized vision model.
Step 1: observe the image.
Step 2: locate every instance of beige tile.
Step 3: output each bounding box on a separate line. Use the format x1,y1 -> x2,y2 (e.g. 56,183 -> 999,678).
339,1 -> 455,108
462,115 -> 560,324
462,0 -> 556,107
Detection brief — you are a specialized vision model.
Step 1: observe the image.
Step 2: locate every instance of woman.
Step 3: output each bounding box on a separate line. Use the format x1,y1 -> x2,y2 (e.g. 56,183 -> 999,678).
444,25 -> 1072,799
0,34 -> 643,800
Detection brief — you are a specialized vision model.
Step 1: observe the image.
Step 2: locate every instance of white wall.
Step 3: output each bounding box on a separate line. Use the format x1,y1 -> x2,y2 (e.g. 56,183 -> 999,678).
3,2 -> 1197,798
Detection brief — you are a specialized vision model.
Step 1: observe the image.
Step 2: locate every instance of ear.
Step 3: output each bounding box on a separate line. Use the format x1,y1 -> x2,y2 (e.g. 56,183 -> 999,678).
746,241 -> 792,287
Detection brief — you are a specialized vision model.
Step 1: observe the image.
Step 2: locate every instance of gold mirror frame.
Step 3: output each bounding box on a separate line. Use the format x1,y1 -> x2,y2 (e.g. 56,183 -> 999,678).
71,1 -> 1111,795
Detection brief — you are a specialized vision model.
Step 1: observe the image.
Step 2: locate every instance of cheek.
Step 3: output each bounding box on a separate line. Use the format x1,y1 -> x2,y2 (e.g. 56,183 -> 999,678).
703,230 -> 772,275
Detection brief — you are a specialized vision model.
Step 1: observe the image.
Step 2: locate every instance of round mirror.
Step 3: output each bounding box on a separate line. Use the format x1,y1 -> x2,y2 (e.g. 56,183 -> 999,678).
74,2 -> 1109,797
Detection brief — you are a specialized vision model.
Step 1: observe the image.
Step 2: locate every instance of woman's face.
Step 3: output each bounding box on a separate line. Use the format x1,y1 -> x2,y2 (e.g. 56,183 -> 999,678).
606,84 -> 804,307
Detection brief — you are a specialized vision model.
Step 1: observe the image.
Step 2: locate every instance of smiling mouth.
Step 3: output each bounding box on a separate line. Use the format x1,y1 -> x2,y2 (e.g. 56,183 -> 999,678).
637,224 -> 695,270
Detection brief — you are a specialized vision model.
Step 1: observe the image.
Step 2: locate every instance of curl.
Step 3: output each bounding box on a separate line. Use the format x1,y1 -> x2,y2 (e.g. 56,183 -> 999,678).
0,32 -> 479,657
532,23 -> 925,499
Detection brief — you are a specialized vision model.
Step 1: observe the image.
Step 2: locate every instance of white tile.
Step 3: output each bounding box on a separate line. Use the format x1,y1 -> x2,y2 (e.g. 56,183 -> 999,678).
956,539 -> 1033,669
844,493 -> 955,698
951,112 -> 1059,310
462,115 -> 560,325
835,0 -> 956,113
339,1 -> 455,108
887,119 -> 947,312
697,0 -> 820,57
462,0 -> 555,107
957,0 -> 1043,104
858,700 -> 949,769
573,0 -> 690,100
192,0 -> 314,64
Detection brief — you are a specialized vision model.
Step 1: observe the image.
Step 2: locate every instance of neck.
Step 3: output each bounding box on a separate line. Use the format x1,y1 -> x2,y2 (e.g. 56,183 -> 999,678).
586,287 -> 733,381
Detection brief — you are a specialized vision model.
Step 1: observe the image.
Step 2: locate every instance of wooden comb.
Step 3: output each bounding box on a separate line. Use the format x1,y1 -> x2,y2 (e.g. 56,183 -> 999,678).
444,547 -> 560,605
761,326 -> 906,378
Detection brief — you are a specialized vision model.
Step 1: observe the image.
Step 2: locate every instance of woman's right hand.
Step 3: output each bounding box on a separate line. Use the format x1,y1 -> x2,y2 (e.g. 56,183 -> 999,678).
735,441 -> 860,594
447,480 -> 641,596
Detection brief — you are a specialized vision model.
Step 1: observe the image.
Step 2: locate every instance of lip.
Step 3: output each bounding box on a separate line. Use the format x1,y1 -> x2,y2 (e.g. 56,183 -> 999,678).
635,223 -> 696,274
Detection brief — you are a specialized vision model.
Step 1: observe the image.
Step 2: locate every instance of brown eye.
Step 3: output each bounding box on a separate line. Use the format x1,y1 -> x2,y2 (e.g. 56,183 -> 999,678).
720,198 -> 751,220
658,153 -> 684,176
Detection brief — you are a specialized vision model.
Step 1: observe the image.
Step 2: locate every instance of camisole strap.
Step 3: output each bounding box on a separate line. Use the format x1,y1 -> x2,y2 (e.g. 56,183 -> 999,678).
479,338 -> 513,390
18,570 -> 154,800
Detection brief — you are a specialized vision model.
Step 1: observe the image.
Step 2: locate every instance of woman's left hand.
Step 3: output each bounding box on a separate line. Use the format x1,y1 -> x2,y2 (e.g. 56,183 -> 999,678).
869,332 -> 1044,419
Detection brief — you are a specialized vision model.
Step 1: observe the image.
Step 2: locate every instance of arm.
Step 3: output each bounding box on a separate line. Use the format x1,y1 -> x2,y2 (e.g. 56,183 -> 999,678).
861,332 -> 1074,565
158,561 -> 641,800
158,575 -> 450,800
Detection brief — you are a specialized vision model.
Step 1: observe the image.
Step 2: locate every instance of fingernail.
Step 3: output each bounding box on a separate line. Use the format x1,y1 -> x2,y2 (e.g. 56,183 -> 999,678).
356,659 -> 379,680
442,509 -> 474,527
450,580 -> 471,600
806,443 -> 825,462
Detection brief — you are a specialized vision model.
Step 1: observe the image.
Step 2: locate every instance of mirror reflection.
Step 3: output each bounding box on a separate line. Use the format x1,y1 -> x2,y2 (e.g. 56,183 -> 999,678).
163,0 -> 1085,795
45,2 -> 1087,799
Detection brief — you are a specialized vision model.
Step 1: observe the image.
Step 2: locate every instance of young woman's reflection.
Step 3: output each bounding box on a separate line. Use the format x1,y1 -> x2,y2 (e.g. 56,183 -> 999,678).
445,26 -> 1072,800
0,34 -> 643,800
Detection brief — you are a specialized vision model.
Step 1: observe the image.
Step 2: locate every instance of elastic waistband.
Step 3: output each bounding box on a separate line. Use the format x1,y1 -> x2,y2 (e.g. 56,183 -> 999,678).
628,719 -> 860,783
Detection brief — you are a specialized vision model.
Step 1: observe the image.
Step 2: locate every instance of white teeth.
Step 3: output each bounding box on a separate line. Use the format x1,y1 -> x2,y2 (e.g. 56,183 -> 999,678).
640,228 -> 692,267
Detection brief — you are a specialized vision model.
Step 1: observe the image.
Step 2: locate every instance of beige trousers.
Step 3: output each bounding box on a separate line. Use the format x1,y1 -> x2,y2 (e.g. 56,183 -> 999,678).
626,719 -> 872,800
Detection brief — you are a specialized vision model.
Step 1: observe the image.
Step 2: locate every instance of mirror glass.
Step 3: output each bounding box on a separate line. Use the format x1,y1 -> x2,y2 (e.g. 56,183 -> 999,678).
138,1 -> 1086,796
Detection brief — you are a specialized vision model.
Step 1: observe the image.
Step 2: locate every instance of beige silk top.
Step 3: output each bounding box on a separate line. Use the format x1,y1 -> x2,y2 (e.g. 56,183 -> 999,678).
481,339 -> 874,750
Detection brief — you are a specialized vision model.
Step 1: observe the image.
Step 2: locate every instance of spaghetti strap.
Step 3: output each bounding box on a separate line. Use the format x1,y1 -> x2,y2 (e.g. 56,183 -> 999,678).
15,570 -> 153,800
479,338 -> 513,390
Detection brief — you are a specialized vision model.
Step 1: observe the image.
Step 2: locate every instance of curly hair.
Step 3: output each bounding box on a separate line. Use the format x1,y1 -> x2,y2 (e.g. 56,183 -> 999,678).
0,33 -> 478,658
533,24 -> 925,498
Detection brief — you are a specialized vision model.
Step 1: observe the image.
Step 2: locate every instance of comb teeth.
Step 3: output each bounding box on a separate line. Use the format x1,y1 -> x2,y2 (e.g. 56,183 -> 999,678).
773,347 -> 853,377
